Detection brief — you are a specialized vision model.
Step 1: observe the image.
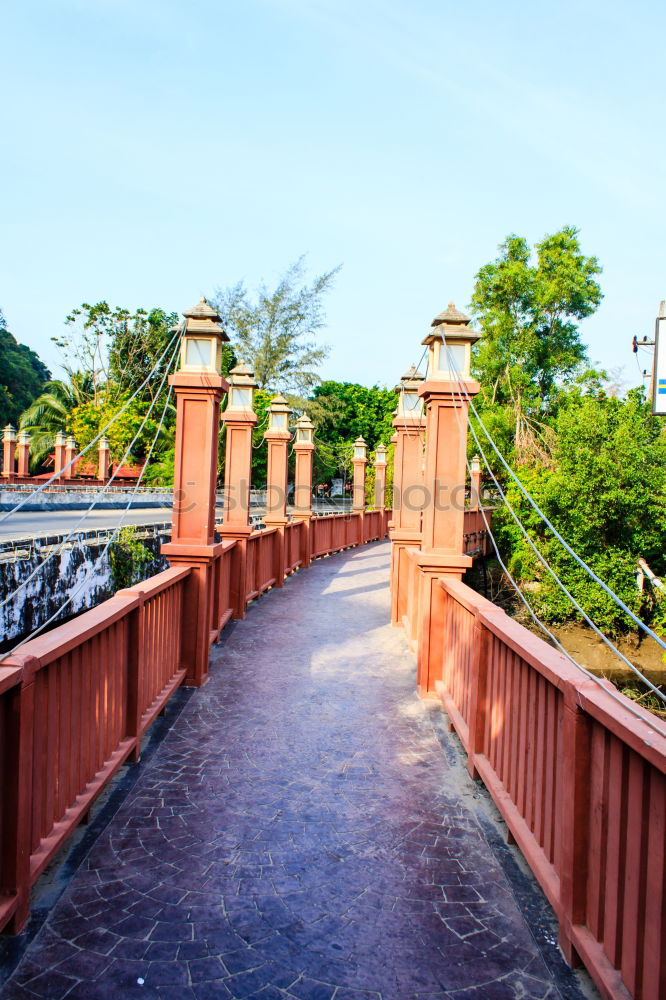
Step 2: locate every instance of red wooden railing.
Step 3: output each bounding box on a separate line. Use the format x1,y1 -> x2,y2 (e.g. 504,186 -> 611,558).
245,527 -> 279,602
0,566 -> 191,932
210,540 -> 235,642
463,507 -> 492,557
0,509 -> 390,935
420,576 -> 666,1000
284,519 -> 304,575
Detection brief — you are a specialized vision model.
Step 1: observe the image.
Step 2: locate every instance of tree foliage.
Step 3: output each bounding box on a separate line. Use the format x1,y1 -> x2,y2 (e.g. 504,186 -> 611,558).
19,369 -> 94,469
309,381 -> 395,449
306,381 -> 396,487
0,310 -> 51,428
213,258 -> 338,395
59,302 -> 180,403
494,389 -> 666,635
470,227 -> 602,462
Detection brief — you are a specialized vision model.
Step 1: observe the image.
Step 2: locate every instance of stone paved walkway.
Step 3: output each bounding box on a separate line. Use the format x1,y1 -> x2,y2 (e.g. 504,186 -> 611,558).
1,542 -> 592,1000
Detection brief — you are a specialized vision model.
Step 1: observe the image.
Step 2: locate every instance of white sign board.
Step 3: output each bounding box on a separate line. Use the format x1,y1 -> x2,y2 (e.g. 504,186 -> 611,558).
654,315 -> 666,416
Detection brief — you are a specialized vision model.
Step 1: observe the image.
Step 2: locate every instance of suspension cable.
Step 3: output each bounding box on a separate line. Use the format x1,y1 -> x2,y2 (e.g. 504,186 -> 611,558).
443,342 -> 666,704
0,332 -> 182,612
440,351 -> 666,738
447,346 -> 666,655
0,323 -> 183,524
1,369 -> 177,664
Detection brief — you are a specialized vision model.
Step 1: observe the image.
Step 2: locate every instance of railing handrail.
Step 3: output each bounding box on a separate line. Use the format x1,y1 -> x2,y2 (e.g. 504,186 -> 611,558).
440,574 -> 666,766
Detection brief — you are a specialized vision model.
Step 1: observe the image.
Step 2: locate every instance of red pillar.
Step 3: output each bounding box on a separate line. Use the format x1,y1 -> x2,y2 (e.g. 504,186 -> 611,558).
263,395 -> 292,587
53,430 -> 66,481
374,445 -> 388,510
470,454 -> 482,510
161,297 -> 230,686
16,432 -> 30,478
389,386 -> 426,626
351,437 -> 367,544
413,303 -> 481,697
2,424 -> 17,479
63,436 -> 76,480
98,436 -> 110,482
292,413 -> 315,568
218,363 -> 258,620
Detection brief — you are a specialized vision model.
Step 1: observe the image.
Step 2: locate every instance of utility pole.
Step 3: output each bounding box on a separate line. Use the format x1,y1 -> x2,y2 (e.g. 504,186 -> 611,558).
654,300 -> 666,415
632,300 -> 665,412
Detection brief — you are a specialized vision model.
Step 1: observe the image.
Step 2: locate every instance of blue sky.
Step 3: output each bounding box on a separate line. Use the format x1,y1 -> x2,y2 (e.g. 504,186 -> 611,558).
1,0 -> 664,391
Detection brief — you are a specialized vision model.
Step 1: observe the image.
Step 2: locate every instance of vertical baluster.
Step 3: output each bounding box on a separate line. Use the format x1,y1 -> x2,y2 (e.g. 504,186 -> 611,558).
558,681 -> 593,967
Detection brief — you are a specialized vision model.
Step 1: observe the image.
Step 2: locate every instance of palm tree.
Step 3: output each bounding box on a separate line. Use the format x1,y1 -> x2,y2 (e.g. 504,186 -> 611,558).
19,369 -> 94,469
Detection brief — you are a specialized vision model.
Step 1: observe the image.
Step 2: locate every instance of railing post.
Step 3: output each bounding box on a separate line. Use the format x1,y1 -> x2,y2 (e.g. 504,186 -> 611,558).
54,430 -> 66,481
292,413 -> 315,569
64,435 -> 77,480
389,367 -> 426,626
263,395 -> 292,587
414,303 -> 481,697
2,424 -> 17,481
161,298 -> 229,686
1,655 -> 38,933
470,454 -> 482,510
374,444 -> 388,512
98,435 -> 110,483
352,437 -> 367,542
559,681 -> 593,966
16,431 -> 30,479
218,363 -> 258,619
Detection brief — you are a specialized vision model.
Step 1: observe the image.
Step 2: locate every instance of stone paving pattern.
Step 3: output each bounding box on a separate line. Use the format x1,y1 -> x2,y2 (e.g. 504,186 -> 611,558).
1,542 -> 591,1000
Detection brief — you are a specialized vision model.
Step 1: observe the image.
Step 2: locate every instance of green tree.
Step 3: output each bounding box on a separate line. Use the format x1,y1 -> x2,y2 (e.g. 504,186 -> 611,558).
471,226 -> 602,460
309,381 -> 395,449
494,388 -> 666,635
68,394 -> 173,471
60,302 -> 181,404
18,369 -> 94,469
108,306 -> 180,400
213,257 -> 339,395
301,381 -> 395,491
0,311 -> 51,427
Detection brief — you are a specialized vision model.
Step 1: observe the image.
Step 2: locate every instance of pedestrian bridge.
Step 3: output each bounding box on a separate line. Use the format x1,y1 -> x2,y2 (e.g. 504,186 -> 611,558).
1,511 -> 663,1000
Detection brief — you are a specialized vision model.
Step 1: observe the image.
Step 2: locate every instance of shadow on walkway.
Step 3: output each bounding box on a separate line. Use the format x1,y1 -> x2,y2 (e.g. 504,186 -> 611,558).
0,542 -> 594,1000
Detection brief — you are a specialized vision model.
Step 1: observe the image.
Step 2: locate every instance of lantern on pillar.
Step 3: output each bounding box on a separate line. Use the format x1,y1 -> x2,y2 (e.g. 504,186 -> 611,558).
295,413 -> 314,447
180,297 -> 227,373
422,302 -> 480,383
266,394 -> 291,435
397,365 -> 425,417
353,436 -> 367,461
226,363 -> 257,413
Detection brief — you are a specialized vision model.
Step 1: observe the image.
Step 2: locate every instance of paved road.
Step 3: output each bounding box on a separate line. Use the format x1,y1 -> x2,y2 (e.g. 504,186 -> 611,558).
0,508 -> 174,542
0,542 -> 593,1000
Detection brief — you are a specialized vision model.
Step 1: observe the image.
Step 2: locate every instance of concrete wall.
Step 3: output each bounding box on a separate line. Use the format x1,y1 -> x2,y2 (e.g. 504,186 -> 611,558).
0,525 -> 169,648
